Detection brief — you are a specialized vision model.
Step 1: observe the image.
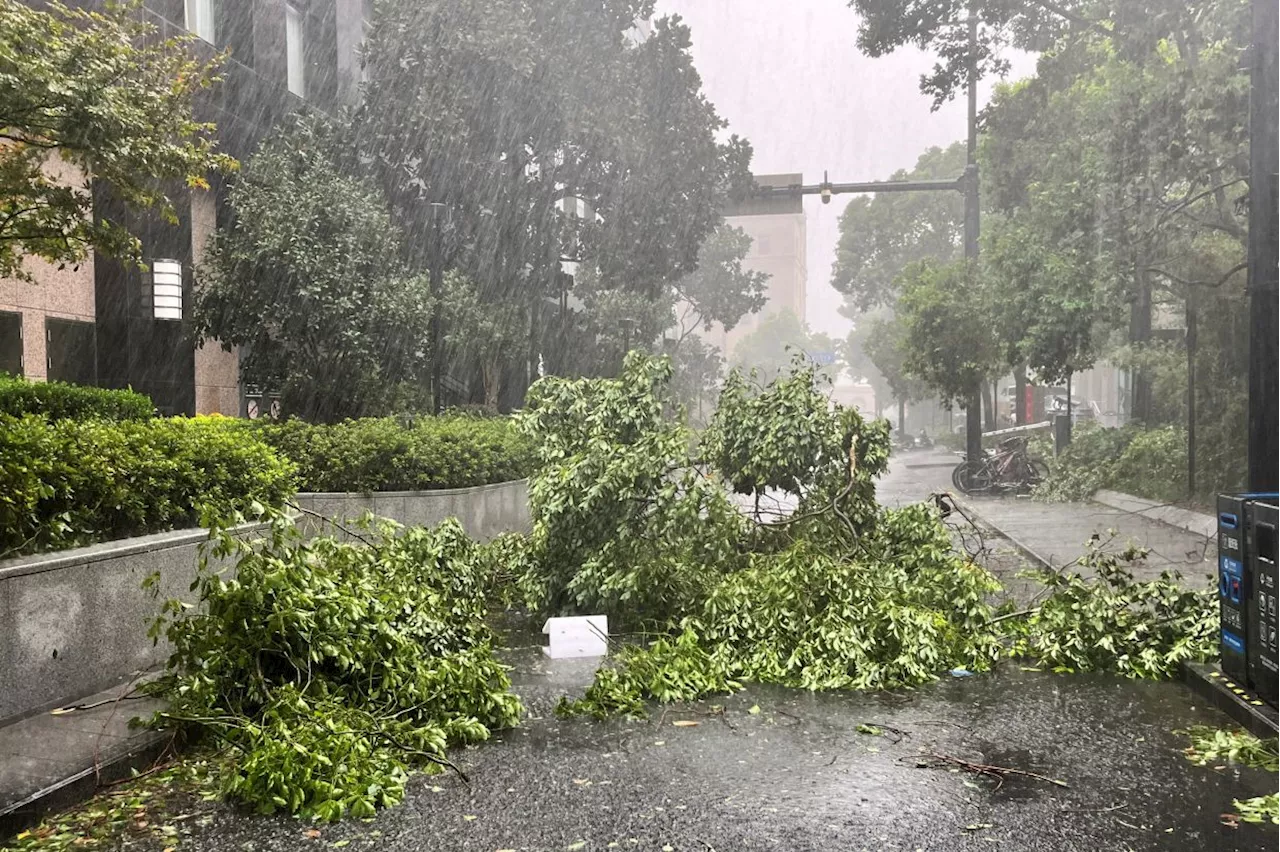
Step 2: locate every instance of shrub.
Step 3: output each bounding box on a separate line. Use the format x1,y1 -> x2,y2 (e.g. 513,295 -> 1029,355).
1111,426 -> 1187,504
255,415 -> 535,493
1033,422 -> 1135,501
145,514 -> 522,821
0,374 -> 153,421
0,414 -> 295,556
1034,423 -> 1189,504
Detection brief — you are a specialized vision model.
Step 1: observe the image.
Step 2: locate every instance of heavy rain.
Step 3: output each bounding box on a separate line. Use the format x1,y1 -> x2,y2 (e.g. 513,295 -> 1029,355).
0,0 -> 1277,850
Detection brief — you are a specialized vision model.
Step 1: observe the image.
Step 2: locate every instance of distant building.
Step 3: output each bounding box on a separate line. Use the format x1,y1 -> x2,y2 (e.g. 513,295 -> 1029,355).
831,380 -> 877,416
0,0 -> 369,415
699,173 -> 807,359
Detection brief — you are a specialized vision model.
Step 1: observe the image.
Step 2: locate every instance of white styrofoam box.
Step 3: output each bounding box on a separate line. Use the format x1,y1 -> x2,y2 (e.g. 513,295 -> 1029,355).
542,615 -> 609,658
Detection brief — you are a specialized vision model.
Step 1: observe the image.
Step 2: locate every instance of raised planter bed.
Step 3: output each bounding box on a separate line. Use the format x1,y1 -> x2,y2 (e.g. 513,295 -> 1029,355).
0,479 -> 530,724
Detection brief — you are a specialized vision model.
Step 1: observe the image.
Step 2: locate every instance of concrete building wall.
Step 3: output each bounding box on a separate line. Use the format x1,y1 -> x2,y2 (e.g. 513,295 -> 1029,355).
694,174 -> 808,362
0,154 -> 97,381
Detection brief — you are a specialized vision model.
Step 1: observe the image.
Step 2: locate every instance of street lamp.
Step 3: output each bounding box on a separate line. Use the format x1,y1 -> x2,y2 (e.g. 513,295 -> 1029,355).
819,171 -> 833,205
151,259 -> 183,320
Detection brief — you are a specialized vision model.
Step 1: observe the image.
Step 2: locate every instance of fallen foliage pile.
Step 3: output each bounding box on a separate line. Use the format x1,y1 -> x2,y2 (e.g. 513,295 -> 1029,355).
144,513 -> 521,821
510,355 -> 1217,720
1183,727 -> 1279,825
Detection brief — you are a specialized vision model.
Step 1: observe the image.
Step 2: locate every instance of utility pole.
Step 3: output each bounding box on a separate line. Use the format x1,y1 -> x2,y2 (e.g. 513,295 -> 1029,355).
430,202 -> 445,415
962,9 -> 984,472
1248,0 -> 1278,492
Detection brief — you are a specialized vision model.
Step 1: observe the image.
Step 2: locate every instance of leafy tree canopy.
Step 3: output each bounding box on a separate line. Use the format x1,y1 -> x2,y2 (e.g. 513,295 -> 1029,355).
896,259 -> 1004,405
671,223 -> 769,342
831,142 -> 966,313
358,1 -> 752,313
0,0 -> 235,279
731,309 -> 839,383
191,115 -> 432,423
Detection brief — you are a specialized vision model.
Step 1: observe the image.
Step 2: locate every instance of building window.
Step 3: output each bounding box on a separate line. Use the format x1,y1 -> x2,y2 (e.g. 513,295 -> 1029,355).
0,312 -> 21,376
286,2 -> 306,97
46,318 -> 96,386
184,0 -> 216,43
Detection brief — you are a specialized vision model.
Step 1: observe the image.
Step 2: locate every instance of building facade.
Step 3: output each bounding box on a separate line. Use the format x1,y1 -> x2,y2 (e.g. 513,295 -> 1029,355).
1,0 -> 367,414
713,173 -> 808,359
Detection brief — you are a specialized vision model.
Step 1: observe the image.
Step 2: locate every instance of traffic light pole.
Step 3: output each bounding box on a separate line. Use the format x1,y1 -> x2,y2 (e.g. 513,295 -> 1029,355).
1248,0 -> 1278,492
756,13 -> 987,472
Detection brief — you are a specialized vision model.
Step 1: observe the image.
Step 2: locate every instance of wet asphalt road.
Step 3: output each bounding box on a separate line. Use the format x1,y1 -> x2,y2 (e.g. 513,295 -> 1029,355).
155,453 -> 1277,852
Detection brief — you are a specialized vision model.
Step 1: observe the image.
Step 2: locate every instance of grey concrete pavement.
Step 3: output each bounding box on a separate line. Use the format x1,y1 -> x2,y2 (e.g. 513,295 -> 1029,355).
0,681 -> 166,835
881,448 -> 1217,586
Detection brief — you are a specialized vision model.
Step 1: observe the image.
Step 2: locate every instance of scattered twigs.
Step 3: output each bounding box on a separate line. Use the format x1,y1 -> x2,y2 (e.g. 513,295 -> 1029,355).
857,722 -> 911,744
102,751 -> 179,789
909,751 -> 1069,790
285,501 -> 377,546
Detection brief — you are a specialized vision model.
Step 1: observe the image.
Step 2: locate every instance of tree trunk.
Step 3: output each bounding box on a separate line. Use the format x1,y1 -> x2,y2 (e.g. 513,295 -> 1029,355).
1129,260 -> 1153,424
1014,365 -> 1028,426
981,382 -> 997,432
482,354 -> 502,413
897,397 -> 906,438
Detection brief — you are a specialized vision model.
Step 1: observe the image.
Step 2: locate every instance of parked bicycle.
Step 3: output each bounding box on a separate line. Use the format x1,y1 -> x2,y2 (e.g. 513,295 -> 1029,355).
951,435 -> 1049,495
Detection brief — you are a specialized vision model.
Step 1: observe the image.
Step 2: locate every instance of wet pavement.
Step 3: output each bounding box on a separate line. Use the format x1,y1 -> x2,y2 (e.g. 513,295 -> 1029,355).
162,650 -> 1274,852
129,452 -> 1273,852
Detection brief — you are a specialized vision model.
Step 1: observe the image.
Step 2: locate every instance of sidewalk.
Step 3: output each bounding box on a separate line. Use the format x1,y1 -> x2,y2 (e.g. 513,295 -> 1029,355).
958,493 -> 1217,584
0,683 -> 166,838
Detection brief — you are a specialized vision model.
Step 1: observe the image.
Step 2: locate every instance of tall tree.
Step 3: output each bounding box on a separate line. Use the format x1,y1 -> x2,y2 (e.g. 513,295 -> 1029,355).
670,223 -> 769,347
844,311 -> 928,418
356,0 -> 751,385
895,259 -> 1005,407
190,116 -> 432,422
731,309 -> 839,383
0,0 -> 235,278
442,272 -> 528,411
830,142 -> 966,313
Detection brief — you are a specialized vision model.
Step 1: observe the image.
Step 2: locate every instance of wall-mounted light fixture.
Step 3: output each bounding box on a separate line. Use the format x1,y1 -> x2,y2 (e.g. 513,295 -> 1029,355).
151,259 -> 183,320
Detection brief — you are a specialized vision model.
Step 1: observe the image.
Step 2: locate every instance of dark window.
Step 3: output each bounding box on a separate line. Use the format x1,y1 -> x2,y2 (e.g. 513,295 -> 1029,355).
0,311 -> 21,376
46,319 -> 96,386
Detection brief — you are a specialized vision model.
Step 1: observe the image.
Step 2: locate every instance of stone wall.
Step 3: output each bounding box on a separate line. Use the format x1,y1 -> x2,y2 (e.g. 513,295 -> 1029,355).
0,479 -> 530,724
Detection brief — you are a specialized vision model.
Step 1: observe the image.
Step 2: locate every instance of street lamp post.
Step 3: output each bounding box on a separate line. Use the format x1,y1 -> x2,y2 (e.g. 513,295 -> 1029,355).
961,8 -> 985,471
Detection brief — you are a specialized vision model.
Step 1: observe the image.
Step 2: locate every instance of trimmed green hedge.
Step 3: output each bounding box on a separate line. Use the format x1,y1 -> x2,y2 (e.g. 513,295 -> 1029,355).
0,374 -> 154,421
256,416 -> 535,493
0,415 -> 296,557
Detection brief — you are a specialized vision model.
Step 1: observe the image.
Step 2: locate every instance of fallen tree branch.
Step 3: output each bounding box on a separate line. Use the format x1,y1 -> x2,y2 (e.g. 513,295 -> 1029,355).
285,501 -> 377,546
909,751 -> 1069,790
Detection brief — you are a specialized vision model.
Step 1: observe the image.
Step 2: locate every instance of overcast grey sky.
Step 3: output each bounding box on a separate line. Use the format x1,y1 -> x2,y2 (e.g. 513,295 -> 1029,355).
655,0 -> 1036,339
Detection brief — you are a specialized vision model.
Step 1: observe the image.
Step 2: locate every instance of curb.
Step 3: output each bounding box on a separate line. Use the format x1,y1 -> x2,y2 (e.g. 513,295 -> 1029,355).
0,731 -> 171,841
1090,489 -> 1216,540
1180,662 -> 1279,740
949,494 -> 1058,570
953,493 -> 1278,738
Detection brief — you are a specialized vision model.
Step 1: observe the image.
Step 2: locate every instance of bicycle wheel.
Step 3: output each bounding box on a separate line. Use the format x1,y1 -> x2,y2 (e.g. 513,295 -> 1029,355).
952,460 -> 993,494
1027,458 -> 1050,485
